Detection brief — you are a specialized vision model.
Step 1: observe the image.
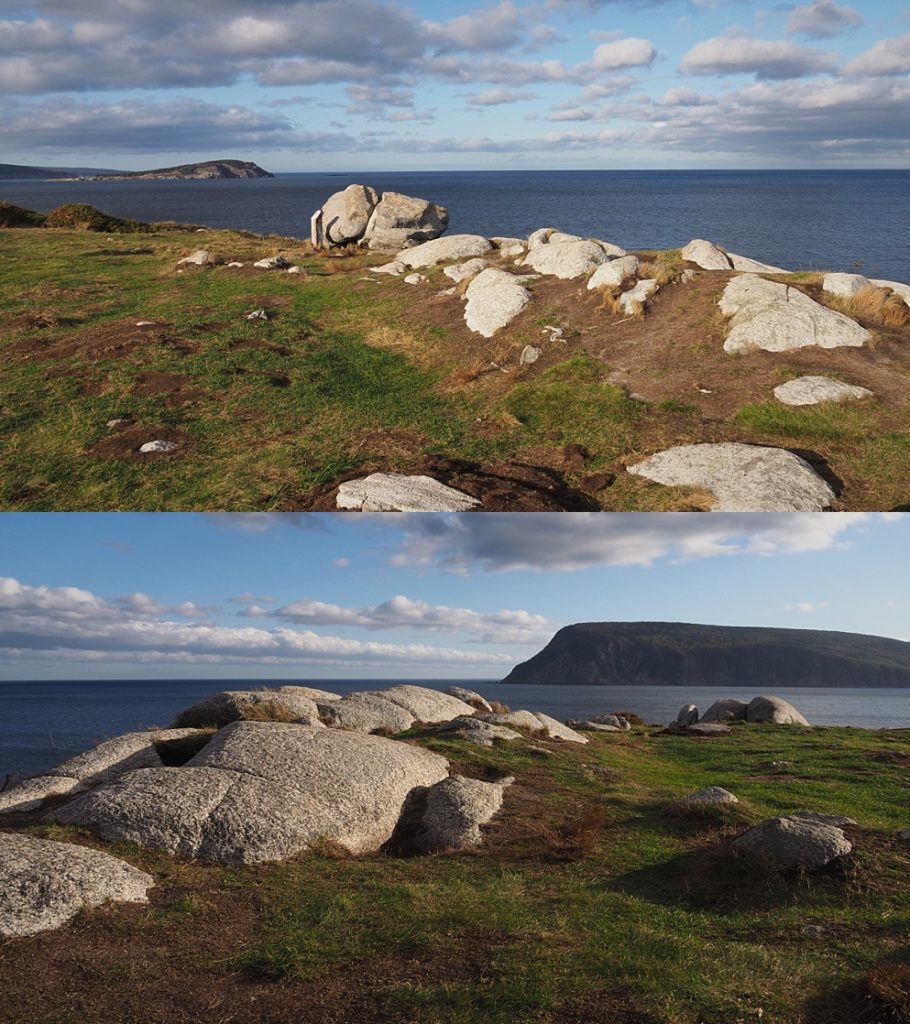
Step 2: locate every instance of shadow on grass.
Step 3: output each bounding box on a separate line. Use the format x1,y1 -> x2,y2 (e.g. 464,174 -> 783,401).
802,947 -> 910,1024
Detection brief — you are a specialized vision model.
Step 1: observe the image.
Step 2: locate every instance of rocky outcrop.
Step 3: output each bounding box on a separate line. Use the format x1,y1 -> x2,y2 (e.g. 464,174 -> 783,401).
676,704 -> 699,726
376,685 -> 475,724
172,689 -> 321,728
316,692 -> 416,733
398,235 -> 492,268
56,722 -> 450,863
682,239 -> 786,274
587,255 -> 640,290
732,816 -> 852,870
478,710 -> 587,744
822,272 -> 870,299
701,699 -> 749,723
627,442 -> 836,512
336,473 -> 480,512
363,192 -> 449,251
0,832 -> 153,937
463,268 -> 532,337
719,275 -> 871,354
413,775 -> 509,852
746,695 -> 810,726
444,687 -> 494,713
321,184 -> 379,245
773,376 -> 872,406
444,258 -> 488,283
521,239 -> 611,280
434,716 -> 522,747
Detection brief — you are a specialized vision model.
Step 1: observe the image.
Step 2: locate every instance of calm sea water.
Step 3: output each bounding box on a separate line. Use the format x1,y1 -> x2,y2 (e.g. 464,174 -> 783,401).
1,170 -> 907,282
2,679 -> 908,781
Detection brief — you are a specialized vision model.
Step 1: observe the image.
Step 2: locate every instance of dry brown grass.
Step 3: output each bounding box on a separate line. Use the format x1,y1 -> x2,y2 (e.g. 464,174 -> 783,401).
240,700 -> 300,723
839,286 -> 910,328
638,257 -> 686,287
861,963 -> 910,1023
487,700 -> 512,714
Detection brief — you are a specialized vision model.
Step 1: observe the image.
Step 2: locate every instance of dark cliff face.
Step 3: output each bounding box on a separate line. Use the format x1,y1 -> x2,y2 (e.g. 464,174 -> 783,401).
502,622 -> 910,687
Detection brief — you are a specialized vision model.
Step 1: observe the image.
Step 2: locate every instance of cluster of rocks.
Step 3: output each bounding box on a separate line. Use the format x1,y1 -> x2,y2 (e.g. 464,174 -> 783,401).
176,250 -> 303,274
312,184 -> 448,251
0,684 -> 592,938
672,695 -> 811,730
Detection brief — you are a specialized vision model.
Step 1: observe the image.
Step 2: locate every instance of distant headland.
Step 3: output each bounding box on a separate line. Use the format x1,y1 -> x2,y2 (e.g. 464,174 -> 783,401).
0,159 -> 272,181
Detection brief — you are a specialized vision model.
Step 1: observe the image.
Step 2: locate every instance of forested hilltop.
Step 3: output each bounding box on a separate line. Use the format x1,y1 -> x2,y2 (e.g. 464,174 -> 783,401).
503,622 -> 910,687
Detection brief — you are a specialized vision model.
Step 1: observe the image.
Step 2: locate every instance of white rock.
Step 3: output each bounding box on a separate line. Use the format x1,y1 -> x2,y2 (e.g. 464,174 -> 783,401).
618,278 -> 659,314
590,714 -> 631,731
701,699 -> 749,723
370,260 -> 408,276
320,183 -> 379,245
676,786 -> 738,807
287,266 -> 303,275
253,256 -> 291,270
478,711 -> 588,744
520,345 -> 541,365
135,321 -> 154,327
629,442 -> 836,512
822,272 -> 870,299
139,440 -> 177,454
532,712 -> 588,744
528,227 -> 558,249
414,775 -> 507,852
682,239 -> 732,271
522,240 -> 610,279
398,234 -> 492,268
443,258 -> 487,283
0,833 -> 153,937
493,237 -> 526,257
443,687 -> 493,713
376,685 -> 475,724
106,418 -> 131,427
773,376 -> 873,407
464,268 -> 532,338
245,308 -> 269,321
729,253 -> 788,274
746,695 -> 810,726
227,261 -> 244,268
404,273 -> 427,285
593,239 -> 628,259
719,275 -> 871,354
173,689 -> 321,728
733,816 -> 852,870
336,472 -> 480,512
177,250 -> 210,267
871,279 -> 910,306
363,192 -> 449,251
316,692 -> 415,734
587,256 -> 640,290
434,717 -> 521,747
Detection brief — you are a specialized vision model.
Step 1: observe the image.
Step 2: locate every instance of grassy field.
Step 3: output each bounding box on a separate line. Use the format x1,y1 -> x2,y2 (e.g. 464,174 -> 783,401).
2,722 -> 909,1024
1,224 -> 909,510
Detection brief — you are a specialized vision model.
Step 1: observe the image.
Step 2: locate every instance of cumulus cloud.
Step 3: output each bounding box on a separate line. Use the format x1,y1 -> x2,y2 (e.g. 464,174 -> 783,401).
681,34 -> 838,79
591,36 -> 657,70
424,1 -> 524,53
273,595 -> 552,644
844,33 -> 910,76
786,1 -> 862,40
388,513 -> 869,572
466,88 -> 538,106
0,577 -> 513,667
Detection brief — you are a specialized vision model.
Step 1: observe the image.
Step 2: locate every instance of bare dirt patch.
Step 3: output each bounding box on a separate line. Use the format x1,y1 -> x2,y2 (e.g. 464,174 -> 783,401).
130,372 -> 207,405
87,425 -> 191,459
8,319 -> 170,363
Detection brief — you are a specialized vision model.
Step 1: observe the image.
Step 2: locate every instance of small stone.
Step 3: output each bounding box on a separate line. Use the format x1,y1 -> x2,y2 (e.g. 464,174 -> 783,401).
676,786 -> 738,807
106,418 -> 132,428
773,376 -> 872,407
253,256 -> 291,270
618,279 -> 659,314
139,440 -> 177,454
135,321 -> 154,327
370,260 -> 408,276
227,261 -> 244,268
287,266 -> 304,275
177,250 -> 209,267
245,309 -> 269,321
404,273 -> 427,285
520,345 -> 541,365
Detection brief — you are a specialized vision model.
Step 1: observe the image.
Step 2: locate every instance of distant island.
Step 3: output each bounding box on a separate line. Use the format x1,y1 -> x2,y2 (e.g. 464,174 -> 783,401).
0,159 -> 272,181
503,622 -> 910,687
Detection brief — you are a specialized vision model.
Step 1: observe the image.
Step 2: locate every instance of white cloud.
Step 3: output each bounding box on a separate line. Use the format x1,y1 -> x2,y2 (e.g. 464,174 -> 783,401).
466,88 -> 538,106
274,595 -> 552,643
0,577 -> 513,667
844,33 -> 910,76
389,513 -> 869,572
591,36 -> 657,71
786,1 -> 862,40
681,34 -> 838,79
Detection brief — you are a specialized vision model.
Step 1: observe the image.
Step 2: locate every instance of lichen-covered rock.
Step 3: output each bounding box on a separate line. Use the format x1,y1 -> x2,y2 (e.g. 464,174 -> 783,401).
478,710 -> 587,743
316,692 -> 416,733
0,833 -> 153,937
627,443 -> 836,512
434,716 -> 522,747
746,695 -> 810,726
0,775 -> 81,814
521,239 -> 610,279
336,473 -> 480,512
791,811 -> 857,827
414,775 -> 509,851
732,816 -> 852,870
444,687 -> 494,713
172,689 -> 320,728
363,192 -> 449,251
56,723 -> 450,863
377,685 -> 475,724
463,268 -> 532,337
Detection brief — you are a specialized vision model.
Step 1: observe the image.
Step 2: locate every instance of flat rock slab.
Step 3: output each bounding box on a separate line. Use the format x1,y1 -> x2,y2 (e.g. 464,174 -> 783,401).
0,832 -> 153,937
399,235 -> 492,268
719,275 -> 871,354
434,716 -> 521,747
733,816 -> 852,870
522,240 -> 610,279
56,722 -> 450,863
336,473 -> 480,512
377,685 -> 475,724
173,689 -> 320,728
464,268 -> 532,338
627,442 -> 836,512
415,775 -> 508,852
774,376 -> 872,406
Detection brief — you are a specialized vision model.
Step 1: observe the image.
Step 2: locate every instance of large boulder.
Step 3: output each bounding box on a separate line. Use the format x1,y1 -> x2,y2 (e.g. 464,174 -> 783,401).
434,716 -> 522,747
587,255 -> 640,290
728,253 -> 788,274
478,710 -> 587,744
362,191 -> 449,251
444,686 -> 493,713
414,775 -> 508,852
0,832 -> 153,937
822,272 -> 869,299
675,704 -> 699,727
521,240 -> 611,279
627,443 -> 836,512
701,699 -> 749,723
376,685 -> 475,724
618,278 -> 659,314
56,722 -> 450,863
398,234 -> 492,268
732,816 -> 852,870
321,184 -> 379,245
773,376 -> 872,407
463,268 -> 532,338
590,713 -> 631,731
682,239 -> 733,271
336,472 -> 480,512
444,258 -> 487,283
746,695 -> 810,726
0,728 -> 209,814
172,689 -> 320,728
719,275 -> 871,354
871,279 -> 910,306
316,692 -> 416,733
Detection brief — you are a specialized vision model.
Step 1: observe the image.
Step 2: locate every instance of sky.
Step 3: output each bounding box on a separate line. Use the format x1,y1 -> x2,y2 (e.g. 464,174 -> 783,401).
0,512 -> 906,681
1,0 -> 908,170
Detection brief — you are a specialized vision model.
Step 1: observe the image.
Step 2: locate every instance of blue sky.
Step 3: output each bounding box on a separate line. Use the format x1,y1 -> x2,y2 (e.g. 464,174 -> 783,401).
0,512 -> 906,680
1,0 -> 908,169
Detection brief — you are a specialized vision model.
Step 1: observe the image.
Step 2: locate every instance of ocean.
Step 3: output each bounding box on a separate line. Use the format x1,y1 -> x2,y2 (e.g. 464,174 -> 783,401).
2,679 -> 909,781
1,169 -> 908,282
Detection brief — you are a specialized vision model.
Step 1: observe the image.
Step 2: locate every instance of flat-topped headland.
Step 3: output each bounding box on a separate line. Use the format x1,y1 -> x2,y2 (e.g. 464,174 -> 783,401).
2,185 -> 909,512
